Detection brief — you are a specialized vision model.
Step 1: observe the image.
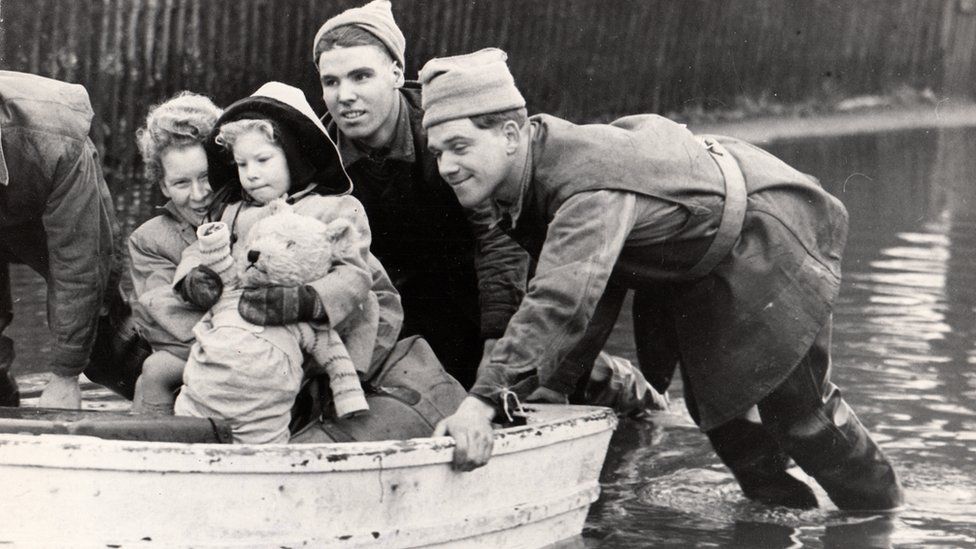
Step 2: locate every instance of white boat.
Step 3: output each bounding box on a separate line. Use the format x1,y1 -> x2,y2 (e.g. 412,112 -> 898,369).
0,404 -> 616,548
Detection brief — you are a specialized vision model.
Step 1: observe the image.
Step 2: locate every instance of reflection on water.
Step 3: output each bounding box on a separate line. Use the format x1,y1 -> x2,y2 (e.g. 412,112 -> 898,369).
7,127 -> 976,547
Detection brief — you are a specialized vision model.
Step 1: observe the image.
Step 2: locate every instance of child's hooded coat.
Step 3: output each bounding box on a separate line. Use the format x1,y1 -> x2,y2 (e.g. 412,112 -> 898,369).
175,82 -> 402,371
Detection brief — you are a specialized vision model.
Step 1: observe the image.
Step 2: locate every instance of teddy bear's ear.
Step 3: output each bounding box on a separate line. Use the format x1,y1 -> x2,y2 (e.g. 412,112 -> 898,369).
266,198 -> 291,216
324,218 -> 358,256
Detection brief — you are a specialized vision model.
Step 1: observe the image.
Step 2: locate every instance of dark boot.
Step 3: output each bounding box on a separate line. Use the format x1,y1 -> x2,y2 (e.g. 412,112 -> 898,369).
0,336 -> 19,407
759,316 -> 904,512
708,416 -> 819,509
768,386 -> 904,512
84,312 -> 149,401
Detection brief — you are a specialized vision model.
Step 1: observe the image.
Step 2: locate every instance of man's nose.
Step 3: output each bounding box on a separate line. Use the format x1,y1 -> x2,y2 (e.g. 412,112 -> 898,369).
247,250 -> 260,263
337,80 -> 356,102
438,156 -> 459,177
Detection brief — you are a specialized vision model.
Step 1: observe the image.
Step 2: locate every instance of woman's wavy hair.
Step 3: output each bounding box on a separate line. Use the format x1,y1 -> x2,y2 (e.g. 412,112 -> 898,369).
136,91 -> 222,184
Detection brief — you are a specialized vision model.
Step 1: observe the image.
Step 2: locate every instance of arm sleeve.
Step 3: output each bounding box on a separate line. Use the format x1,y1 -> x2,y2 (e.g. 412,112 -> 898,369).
128,231 -> 178,300
466,204 -> 530,338
469,190 -> 638,406
129,232 -> 199,350
44,139 -> 117,376
171,240 -> 203,291
305,195 -> 374,326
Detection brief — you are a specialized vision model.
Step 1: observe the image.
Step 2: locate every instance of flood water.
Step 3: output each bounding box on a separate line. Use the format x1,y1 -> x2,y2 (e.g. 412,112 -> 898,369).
6,126 -> 976,547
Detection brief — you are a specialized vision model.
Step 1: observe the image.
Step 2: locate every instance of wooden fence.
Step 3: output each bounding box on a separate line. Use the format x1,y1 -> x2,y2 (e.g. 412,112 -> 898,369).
1,0 -> 974,187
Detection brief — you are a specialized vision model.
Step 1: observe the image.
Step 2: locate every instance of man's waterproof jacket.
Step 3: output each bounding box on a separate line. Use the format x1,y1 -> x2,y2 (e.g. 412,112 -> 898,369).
0,71 -> 119,377
474,114 -> 848,430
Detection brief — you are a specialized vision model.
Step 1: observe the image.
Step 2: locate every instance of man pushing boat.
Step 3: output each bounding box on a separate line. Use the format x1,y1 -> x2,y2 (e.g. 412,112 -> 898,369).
424,48 -> 904,512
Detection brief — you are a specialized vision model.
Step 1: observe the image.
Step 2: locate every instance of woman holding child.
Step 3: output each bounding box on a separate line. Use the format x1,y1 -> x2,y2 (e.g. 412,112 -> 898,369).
129,92 -> 223,414
128,82 -> 425,442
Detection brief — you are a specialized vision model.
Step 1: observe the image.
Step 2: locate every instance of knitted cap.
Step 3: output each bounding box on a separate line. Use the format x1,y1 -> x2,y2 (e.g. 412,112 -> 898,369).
419,48 -> 526,129
312,0 -> 406,68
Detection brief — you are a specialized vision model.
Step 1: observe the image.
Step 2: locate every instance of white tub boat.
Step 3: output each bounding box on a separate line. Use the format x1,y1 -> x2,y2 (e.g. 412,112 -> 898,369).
0,404 -> 616,548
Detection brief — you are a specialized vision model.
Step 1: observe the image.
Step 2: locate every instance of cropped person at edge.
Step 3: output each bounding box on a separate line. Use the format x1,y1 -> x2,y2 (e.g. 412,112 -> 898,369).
0,71 -> 121,409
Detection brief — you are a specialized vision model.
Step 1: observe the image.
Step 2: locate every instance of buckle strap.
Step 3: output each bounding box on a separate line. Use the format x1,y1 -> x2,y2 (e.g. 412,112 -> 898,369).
686,136 -> 747,279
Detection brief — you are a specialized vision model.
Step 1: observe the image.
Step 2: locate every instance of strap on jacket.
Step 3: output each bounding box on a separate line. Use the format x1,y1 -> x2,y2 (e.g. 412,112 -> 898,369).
685,136 -> 747,279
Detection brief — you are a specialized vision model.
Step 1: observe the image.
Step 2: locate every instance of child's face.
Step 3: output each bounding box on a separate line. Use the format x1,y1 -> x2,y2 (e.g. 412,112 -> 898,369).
427,118 -> 515,209
159,144 -> 213,226
232,129 -> 292,204
318,45 -> 402,149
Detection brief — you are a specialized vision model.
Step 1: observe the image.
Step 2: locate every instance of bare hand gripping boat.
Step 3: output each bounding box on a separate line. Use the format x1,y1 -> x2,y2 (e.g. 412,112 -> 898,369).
0,404 -> 616,548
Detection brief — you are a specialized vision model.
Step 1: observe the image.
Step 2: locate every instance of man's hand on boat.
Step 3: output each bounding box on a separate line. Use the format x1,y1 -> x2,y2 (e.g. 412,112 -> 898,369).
435,388 -> 569,471
433,397 -> 497,471
38,373 -> 81,409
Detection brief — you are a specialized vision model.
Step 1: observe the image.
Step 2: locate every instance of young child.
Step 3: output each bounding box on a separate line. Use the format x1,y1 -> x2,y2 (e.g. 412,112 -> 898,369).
424,49 -> 903,511
170,82 -> 403,441
175,214 -> 370,443
129,92 -> 222,415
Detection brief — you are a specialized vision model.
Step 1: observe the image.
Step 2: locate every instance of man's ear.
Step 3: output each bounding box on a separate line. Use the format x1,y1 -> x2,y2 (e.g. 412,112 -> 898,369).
502,120 -> 522,155
392,62 -> 405,89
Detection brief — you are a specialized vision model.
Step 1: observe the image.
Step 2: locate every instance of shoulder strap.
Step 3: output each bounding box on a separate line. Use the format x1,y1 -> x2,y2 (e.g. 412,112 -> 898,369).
685,136 -> 747,279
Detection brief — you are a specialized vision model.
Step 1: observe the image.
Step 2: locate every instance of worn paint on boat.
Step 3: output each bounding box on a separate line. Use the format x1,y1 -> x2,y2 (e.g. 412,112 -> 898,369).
0,404 -> 617,548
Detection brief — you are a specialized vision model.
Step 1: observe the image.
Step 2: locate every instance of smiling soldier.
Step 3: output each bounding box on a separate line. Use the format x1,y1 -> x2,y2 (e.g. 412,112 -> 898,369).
311,0 -> 528,389
423,48 -> 904,513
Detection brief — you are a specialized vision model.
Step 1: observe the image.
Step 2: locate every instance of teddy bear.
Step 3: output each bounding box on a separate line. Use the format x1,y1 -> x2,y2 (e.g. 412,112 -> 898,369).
173,199 -> 378,444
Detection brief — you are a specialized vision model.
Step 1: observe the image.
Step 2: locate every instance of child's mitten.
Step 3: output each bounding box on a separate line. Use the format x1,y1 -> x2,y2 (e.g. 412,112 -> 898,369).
177,266 -> 223,310
239,285 -> 327,326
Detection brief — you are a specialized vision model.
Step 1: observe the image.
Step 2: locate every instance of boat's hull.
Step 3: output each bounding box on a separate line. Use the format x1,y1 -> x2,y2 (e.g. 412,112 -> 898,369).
0,404 -> 616,548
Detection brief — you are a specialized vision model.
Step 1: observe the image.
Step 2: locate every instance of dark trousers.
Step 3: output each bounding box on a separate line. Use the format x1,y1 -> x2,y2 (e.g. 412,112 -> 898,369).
685,318 -> 904,510
399,277 -> 483,390
0,223 -> 50,406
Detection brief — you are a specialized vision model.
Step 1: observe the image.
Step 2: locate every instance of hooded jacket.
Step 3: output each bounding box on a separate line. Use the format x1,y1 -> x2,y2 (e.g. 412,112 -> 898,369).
0,71 -> 120,376
176,82 -> 402,370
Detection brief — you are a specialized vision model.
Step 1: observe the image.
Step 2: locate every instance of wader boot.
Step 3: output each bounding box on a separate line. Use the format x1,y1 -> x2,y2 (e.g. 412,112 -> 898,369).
757,321 -> 905,512
685,365 -> 818,509
0,336 -> 19,407
761,382 -> 904,511
706,415 -> 819,508
0,263 -> 18,407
